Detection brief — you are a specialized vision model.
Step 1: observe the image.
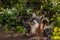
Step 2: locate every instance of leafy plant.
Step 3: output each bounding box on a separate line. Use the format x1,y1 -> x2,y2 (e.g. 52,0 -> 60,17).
16,26 -> 26,34
4,24 -> 9,32
52,27 -> 60,40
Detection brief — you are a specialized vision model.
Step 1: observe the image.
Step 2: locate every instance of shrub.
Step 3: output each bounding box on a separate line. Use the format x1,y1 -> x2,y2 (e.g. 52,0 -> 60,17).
16,26 -> 26,34
52,27 -> 60,40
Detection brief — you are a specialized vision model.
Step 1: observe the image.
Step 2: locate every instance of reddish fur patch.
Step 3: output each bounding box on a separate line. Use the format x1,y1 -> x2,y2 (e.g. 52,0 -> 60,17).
37,21 -> 44,35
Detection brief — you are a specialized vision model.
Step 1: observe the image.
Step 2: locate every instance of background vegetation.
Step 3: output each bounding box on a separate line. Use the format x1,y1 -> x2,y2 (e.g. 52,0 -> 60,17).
0,0 -> 60,40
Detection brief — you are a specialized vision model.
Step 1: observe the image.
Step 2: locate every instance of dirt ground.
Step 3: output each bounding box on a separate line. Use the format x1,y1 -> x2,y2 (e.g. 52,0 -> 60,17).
0,33 -> 46,40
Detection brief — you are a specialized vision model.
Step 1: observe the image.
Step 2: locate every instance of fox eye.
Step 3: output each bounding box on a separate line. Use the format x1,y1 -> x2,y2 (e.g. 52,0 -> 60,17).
33,22 -> 35,24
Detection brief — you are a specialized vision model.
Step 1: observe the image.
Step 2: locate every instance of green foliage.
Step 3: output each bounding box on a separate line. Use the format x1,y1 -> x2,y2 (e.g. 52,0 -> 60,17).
43,3 -> 52,10
2,8 -> 19,24
52,27 -> 60,40
57,16 -> 60,27
0,7 -> 32,33
0,15 -> 3,23
4,24 -> 9,32
0,8 -> 22,33
0,0 -> 60,35
16,26 -> 25,34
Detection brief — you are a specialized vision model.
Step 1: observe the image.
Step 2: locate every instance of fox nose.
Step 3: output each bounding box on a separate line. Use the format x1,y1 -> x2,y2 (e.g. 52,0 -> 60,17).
29,19 -> 33,22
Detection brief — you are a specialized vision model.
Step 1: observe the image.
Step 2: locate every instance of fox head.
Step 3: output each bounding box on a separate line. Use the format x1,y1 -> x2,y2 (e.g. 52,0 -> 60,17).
28,12 -> 39,27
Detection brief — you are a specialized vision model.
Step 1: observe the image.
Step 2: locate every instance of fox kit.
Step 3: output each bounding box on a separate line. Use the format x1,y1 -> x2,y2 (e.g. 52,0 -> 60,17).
28,19 -> 39,35
28,13 -> 44,36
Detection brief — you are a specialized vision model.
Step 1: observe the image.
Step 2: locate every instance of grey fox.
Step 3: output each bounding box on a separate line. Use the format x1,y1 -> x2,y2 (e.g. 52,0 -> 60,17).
27,13 -> 45,36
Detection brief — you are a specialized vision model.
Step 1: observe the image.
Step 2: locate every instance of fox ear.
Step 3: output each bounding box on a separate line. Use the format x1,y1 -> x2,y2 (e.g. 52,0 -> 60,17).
32,12 -> 37,18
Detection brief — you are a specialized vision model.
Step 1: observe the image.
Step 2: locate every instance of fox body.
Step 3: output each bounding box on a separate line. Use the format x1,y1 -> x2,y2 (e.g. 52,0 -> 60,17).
28,13 -> 45,35
29,20 -> 39,34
